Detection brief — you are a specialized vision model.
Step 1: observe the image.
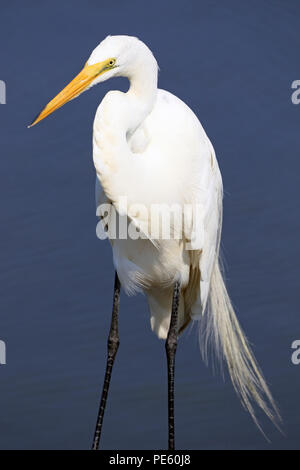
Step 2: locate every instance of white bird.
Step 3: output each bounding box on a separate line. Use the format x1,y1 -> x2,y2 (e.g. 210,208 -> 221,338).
29,35 -> 280,449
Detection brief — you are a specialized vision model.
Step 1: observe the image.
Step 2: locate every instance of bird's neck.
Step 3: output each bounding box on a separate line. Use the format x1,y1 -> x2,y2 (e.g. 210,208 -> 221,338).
93,57 -> 158,204
119,58 -> 158,138
127,65 -> 157,124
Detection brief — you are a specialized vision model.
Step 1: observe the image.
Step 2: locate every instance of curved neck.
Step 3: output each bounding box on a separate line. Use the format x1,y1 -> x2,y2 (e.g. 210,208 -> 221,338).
93,51 -> 158,205
124,59 -> 158,135
127,64 -> 158,107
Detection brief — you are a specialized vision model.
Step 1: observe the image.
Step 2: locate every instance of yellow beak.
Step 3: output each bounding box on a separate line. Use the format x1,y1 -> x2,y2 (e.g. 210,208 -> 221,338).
28,60 -> 109,128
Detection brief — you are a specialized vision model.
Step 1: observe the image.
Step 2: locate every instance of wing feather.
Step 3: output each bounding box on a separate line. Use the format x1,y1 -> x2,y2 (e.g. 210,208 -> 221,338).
185,140 -> 223,320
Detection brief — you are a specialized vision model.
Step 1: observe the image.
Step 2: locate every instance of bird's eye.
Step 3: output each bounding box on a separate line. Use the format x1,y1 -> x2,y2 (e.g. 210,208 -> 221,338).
109,59 -> 115,67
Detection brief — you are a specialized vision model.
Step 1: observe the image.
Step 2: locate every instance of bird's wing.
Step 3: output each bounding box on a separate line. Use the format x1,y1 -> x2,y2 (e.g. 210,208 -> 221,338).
94,88 -> 223,313
184,139 -> 223,319
127,88 -> 223,313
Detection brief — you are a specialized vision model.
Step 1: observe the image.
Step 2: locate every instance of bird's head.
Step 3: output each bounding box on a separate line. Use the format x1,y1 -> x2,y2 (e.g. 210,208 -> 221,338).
28,35 -> 156,128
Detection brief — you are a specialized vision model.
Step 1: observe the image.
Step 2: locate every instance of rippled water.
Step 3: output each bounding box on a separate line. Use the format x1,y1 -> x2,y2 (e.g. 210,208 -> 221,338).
0,0 -> 299,449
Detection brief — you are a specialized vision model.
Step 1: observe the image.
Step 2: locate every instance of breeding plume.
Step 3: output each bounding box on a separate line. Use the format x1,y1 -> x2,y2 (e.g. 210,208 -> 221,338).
30,35 -> 280,449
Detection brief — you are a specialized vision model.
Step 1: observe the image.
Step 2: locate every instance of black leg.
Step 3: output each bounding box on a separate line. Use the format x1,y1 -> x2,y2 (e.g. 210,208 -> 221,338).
165,281 -> 180,450
92,272 -> 121,450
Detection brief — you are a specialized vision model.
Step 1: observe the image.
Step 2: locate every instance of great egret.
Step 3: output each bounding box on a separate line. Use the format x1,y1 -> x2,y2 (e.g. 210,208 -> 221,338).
29,35 -> 280,449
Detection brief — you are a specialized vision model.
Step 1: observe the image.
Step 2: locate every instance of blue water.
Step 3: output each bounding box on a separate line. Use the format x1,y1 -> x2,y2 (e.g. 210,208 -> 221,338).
0,0 -> 299,449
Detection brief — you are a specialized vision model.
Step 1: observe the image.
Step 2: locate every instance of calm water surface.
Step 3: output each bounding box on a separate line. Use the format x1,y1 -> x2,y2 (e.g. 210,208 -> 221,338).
0,0 -> 299,449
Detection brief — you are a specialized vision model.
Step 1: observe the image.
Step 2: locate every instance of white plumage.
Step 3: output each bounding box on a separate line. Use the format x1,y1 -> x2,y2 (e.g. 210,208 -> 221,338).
30,34 -> 281,434
92,36 -> 222,340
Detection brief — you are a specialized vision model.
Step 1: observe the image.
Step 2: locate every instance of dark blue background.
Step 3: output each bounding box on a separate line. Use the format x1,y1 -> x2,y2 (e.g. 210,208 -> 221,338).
0,0 -> 299,449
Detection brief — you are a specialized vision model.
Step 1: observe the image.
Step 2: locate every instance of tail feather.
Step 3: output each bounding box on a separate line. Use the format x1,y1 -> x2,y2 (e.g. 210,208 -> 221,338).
199,259 -> 281,433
